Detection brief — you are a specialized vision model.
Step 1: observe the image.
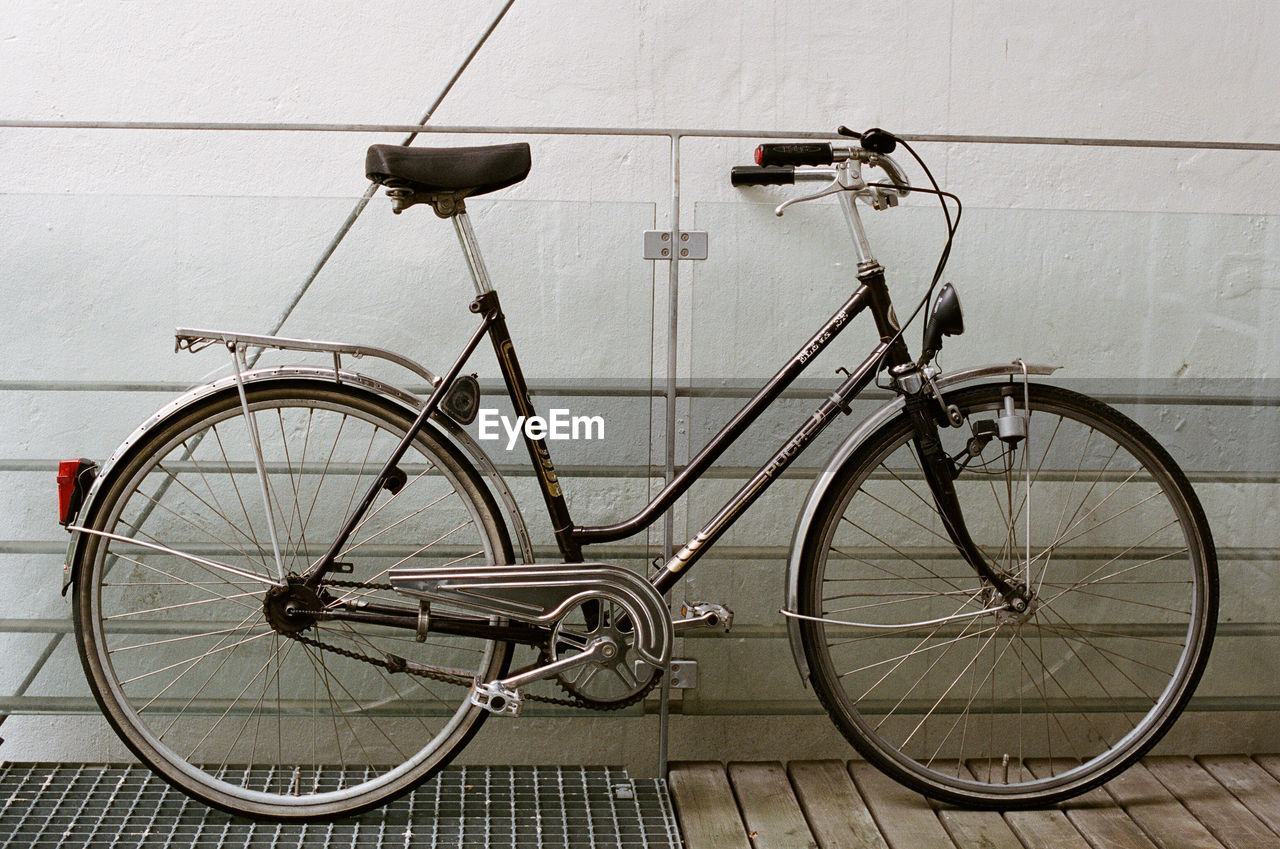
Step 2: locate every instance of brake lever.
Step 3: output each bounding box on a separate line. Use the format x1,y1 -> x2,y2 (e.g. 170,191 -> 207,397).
775,160 -> 870,216
774,177 -> 845,216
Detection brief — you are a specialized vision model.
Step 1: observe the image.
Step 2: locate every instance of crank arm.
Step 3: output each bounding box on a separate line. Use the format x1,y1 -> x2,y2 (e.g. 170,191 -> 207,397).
498,639 -> 608,691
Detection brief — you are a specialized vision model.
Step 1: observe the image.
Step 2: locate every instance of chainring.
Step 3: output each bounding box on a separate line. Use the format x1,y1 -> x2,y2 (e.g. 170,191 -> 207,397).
547,598 -> 661,709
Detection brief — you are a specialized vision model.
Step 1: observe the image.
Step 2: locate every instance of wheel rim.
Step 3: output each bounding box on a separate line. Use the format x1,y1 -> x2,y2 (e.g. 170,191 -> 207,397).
807,385 -> 1212,800
80,386 -> 508,813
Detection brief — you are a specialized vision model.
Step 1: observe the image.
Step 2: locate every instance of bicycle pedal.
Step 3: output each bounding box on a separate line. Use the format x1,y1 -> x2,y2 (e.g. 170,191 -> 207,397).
470,679 -> 523,717
674,602 -> 734,633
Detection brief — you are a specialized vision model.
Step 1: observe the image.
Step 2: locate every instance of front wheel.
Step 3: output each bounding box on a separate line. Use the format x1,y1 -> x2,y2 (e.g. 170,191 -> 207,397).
798,382 -> 1217,808
73,380 -> 514,820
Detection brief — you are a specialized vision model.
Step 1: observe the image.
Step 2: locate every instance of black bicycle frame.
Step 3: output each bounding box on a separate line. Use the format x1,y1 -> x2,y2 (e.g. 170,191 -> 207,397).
304,259 -> 917,596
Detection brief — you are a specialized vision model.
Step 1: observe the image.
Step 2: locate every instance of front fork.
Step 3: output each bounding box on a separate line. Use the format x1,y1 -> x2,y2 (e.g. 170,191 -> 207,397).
895,366 -> 1032,612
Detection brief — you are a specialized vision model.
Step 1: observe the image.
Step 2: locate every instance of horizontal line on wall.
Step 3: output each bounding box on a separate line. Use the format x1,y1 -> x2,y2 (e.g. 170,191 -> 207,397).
1,120 -> 1277,152
3,378 -> 1278,406
4,619 -> 1278,638
5,540 -> 1274,560
1,694 -> 1276,718
0,541 -> 657,559
0,379 -> 671,397
4,458 -> 1275,483
0,695 -> 642,719
664,696 -> 1280,716
4,541 -> 1274,563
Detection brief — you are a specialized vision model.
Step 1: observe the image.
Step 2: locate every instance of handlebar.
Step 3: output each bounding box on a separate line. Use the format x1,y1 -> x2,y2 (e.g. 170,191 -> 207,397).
733,131 -> 911,200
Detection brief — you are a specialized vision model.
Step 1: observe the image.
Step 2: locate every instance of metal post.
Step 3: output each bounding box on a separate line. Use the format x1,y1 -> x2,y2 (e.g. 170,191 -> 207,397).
657,133 -> 682,779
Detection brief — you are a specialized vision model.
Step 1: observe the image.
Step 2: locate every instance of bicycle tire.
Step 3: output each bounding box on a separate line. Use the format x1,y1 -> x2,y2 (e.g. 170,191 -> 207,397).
798,382 -> 1216,808
73,379 -> 514,820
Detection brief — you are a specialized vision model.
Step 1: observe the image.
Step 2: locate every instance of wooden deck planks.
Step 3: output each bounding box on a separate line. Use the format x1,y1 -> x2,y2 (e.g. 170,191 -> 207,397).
787,761 -> 887,849
846,761 -> 957,849
1003,808 -> 1096,849
669,762 -> 754,849
962,759 -> 1095,849
1198,755 -> 1280,839
670,757 -> 1280,849
726,762 -> 819,849
1131,756 -> 1279,849
934,762 -> 1038,849
933,805 -> 1025,849
1026,758 -> 1160,849
1102,760 -> 1229,849
1253,754 -> 1280,786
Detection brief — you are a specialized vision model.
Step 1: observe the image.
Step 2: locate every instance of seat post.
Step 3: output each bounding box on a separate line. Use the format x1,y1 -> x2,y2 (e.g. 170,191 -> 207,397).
451,210 -> 495,296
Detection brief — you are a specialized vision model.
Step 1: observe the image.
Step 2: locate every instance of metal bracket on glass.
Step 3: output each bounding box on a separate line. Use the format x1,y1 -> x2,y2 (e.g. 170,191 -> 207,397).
643,230 -> 708,261
666,659 -> 698,689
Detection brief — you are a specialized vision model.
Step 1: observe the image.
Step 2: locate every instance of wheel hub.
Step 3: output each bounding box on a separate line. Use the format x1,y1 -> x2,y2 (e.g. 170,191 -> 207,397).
262,577 -> 325,634
988,581 -> 1037,626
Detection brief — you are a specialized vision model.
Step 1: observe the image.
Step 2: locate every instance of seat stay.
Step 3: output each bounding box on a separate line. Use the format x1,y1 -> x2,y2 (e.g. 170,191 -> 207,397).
301,310 -> 498,586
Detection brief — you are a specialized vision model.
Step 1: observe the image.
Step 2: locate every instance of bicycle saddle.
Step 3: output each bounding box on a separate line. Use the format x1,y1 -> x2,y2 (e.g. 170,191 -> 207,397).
366,143 -> 531,215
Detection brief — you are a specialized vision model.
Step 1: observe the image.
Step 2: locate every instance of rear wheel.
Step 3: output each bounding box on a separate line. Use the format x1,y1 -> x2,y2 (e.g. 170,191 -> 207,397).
74,381 -> 512,820
799,382 -> 1216,807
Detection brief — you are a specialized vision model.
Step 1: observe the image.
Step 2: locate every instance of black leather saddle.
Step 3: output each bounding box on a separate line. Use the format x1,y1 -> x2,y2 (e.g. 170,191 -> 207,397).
366,143 -> 531,215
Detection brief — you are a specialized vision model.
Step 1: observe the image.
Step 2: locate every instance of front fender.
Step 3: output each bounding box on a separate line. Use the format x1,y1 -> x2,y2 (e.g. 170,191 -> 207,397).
782,362 -> 1059,684
62,366 -> 533,594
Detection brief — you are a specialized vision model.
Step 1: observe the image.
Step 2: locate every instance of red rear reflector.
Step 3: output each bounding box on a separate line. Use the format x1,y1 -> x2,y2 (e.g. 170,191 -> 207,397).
754,146 -> 764,166
58,458 -> 96,526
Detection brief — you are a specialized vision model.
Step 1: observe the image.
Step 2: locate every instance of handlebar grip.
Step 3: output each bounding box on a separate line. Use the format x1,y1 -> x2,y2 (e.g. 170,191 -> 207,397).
755,143 -> 833,167
731,165 -> 795,186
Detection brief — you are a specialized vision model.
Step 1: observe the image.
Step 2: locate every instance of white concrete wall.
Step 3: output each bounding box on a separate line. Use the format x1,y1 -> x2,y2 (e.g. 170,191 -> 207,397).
3,1 -> 1278,208
1,0 -> 1277,769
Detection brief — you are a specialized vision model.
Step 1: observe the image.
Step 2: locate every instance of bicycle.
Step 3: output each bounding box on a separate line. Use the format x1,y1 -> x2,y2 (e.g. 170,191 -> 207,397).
56,127 -> 1217,820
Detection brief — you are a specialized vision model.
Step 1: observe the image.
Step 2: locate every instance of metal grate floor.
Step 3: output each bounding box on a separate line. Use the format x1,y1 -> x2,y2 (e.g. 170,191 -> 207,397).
0,763 -> 682,848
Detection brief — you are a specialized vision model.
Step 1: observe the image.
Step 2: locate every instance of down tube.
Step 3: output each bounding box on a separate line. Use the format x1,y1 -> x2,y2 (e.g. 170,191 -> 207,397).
652,341 -> 890,595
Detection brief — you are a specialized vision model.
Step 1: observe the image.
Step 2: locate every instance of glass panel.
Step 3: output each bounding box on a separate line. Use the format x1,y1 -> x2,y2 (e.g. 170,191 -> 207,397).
679,200 -> 1279,717
0,194 -> 660,719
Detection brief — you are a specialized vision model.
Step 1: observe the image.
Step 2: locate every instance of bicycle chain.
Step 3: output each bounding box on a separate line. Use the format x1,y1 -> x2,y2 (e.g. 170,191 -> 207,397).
288,579 -> 657,711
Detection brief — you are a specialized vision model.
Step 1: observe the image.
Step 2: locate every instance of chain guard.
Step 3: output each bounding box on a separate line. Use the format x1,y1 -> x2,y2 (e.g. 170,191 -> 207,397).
295,580 -> 658,711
